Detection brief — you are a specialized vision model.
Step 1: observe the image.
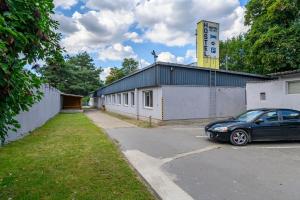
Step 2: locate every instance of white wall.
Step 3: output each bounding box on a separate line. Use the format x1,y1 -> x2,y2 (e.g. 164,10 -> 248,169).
216,87 -> 246,117
104,87 -> 163,120
247,77 -> 300,110
5,85 -> 61,143
162,86 -> 246,120
162,86 -> 210,120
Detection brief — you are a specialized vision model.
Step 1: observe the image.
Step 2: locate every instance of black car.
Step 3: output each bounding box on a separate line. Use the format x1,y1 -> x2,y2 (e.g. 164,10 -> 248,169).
205,108 -> 300,146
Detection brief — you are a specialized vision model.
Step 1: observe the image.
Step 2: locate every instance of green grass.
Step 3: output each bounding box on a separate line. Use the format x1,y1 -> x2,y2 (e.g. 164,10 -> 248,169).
0,113 -> 155,200
104,111 -> 156,128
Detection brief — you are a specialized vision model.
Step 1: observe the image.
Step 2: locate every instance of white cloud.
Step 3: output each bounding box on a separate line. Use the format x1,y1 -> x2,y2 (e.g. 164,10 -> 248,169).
185,49 -> 197,63
135,0 -> 246,46
86,0 -> 138,11
98,43 -> 137,61
53,14 -> 79,34
54,0 -> 78,9
140,59 -> 151,68
100,67 -> 112,81
55,0 -> 249,64
176,57 -> 185,64
124,32 -> 143,43
157,52 -> 183,63
145,23 -> 191,46
221,6 -> 249,39
157,50 -> 197,64
59,10 -> 134,53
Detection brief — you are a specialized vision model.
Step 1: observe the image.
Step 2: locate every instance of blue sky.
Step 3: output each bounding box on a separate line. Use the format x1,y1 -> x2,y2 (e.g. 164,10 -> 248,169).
54,0 -> 248,79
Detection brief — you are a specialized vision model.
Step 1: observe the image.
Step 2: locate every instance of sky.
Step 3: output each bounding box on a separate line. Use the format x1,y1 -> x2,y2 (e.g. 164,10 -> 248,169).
53,0 -> 249,80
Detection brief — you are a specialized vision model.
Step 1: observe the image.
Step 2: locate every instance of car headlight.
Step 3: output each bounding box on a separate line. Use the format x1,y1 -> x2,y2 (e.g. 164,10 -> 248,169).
213,126 -> 228,132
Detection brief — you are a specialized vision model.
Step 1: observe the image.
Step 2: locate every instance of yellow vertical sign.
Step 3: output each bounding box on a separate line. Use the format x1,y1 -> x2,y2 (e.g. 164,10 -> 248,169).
196,20 -> 219,69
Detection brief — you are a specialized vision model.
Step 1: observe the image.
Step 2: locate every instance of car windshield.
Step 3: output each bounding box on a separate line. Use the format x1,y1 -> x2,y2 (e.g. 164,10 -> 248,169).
234,110 -> 265,122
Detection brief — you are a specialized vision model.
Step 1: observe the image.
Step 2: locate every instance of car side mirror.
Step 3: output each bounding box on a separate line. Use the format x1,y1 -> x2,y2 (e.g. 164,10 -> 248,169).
255,119 -> 264,124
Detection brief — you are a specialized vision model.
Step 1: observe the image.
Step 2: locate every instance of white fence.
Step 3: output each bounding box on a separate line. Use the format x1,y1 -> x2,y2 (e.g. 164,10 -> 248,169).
5,85 -> 61,143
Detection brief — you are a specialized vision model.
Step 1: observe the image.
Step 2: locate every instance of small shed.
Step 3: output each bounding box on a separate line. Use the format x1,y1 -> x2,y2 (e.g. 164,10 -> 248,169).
61,93 -> 83,110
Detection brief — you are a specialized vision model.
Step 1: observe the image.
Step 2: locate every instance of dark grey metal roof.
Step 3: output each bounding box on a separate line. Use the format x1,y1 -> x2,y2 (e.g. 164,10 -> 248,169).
96,62 -> 270,96
269,69 -> 300,77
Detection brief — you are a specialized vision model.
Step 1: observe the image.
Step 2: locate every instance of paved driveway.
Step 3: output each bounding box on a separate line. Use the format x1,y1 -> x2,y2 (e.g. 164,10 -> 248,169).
86,110 -> 300,200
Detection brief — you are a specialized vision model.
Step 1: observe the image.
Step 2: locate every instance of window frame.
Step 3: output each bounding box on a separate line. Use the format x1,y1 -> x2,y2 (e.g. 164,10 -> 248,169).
112,94 -> 116,104
260,92 -> 266,101
258,111 -> 279,122
279,110 -> 300,121
131,92 -> 135,107
117,93 -> 121,105
143,90 -> 153,109
123,93 -> 129,106
287,80 -> 300,94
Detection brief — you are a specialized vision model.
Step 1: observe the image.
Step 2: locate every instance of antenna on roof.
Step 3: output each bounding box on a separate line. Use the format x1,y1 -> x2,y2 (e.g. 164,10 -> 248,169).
151,50 -> 158,63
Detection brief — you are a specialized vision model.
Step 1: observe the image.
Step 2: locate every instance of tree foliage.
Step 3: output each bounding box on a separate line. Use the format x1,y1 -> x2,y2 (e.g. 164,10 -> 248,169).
220,0 -> 300,74
244,0 -> 300,74
0,0 -> 62,143
39,52 -> 103,96
105,67 -> 125,85
220,35 -> 248,71
105,58 -> 139,85
121,58 -> 139,75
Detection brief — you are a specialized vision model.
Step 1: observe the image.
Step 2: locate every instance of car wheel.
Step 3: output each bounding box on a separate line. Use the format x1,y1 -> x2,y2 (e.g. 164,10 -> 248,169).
230,129 -> 249,146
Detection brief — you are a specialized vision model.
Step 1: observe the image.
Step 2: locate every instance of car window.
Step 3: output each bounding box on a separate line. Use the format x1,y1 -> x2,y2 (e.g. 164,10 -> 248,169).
259,111 -> 279,122
235,110 -> 264,122
280,110 -> 300,121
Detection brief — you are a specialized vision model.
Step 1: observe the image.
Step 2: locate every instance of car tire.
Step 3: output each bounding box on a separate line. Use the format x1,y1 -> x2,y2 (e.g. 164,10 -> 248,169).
230,129 -> 249,146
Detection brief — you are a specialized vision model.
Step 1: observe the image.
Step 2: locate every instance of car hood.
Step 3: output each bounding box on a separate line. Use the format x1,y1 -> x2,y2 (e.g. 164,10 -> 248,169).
205,119 -> 248,130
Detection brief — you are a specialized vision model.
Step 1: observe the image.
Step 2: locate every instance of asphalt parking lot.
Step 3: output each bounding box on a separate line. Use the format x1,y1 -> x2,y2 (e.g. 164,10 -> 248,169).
106,125 -> 300,200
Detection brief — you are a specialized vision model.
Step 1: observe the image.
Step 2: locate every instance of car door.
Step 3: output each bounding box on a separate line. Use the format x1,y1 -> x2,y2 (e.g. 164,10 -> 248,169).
279,110 -> 300,140
251,111 -> 283,141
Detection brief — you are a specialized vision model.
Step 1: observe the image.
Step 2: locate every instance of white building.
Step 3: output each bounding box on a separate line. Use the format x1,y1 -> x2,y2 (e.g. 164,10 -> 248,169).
92,62 -> 268,121
247,70 -> 300,111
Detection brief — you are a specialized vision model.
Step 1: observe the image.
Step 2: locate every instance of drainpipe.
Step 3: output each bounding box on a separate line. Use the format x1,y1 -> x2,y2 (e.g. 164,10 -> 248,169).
135,88 -> 139,120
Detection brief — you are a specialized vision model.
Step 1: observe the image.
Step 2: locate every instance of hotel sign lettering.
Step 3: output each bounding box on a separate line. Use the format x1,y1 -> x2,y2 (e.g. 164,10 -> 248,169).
203,21 -> 219,58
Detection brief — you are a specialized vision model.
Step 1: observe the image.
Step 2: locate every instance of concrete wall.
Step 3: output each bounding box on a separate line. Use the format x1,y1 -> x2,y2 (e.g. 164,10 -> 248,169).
104,87 -> 163,120
216,87 -> 246,117
162,86 -> 246,120
162,86 -> 210,120
247,77 -> 300,110
101,85 -> 247,121
5,85 -> 61,143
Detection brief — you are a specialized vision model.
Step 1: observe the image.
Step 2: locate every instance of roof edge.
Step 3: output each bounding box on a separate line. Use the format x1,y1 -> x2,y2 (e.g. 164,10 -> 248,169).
156,62 -> 269,79
92,61 -> 270,94
269,69 -> 300,77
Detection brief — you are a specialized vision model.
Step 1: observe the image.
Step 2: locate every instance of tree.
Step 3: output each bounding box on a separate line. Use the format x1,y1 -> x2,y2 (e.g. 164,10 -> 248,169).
244,0 -> 300,74
39,52 -> 103,96
105,67 -> 125,85
0,0 -> 62,143
121,58 -> 139,75
220,35 -> 248,71
105,58 -> 138,85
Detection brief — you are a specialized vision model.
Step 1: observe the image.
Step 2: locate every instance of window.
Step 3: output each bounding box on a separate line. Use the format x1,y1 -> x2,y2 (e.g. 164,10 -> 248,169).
235,110 -> 264,122
112,94 -> 116,104
123,93 -> 128,106
280,110 -> 300,121
131,92 -> 135,106
287,81 -> 300,94
259,111 -> 279,122
260,92 -> 266,100
143,90 -> 153,108
117,94 -> 121,105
